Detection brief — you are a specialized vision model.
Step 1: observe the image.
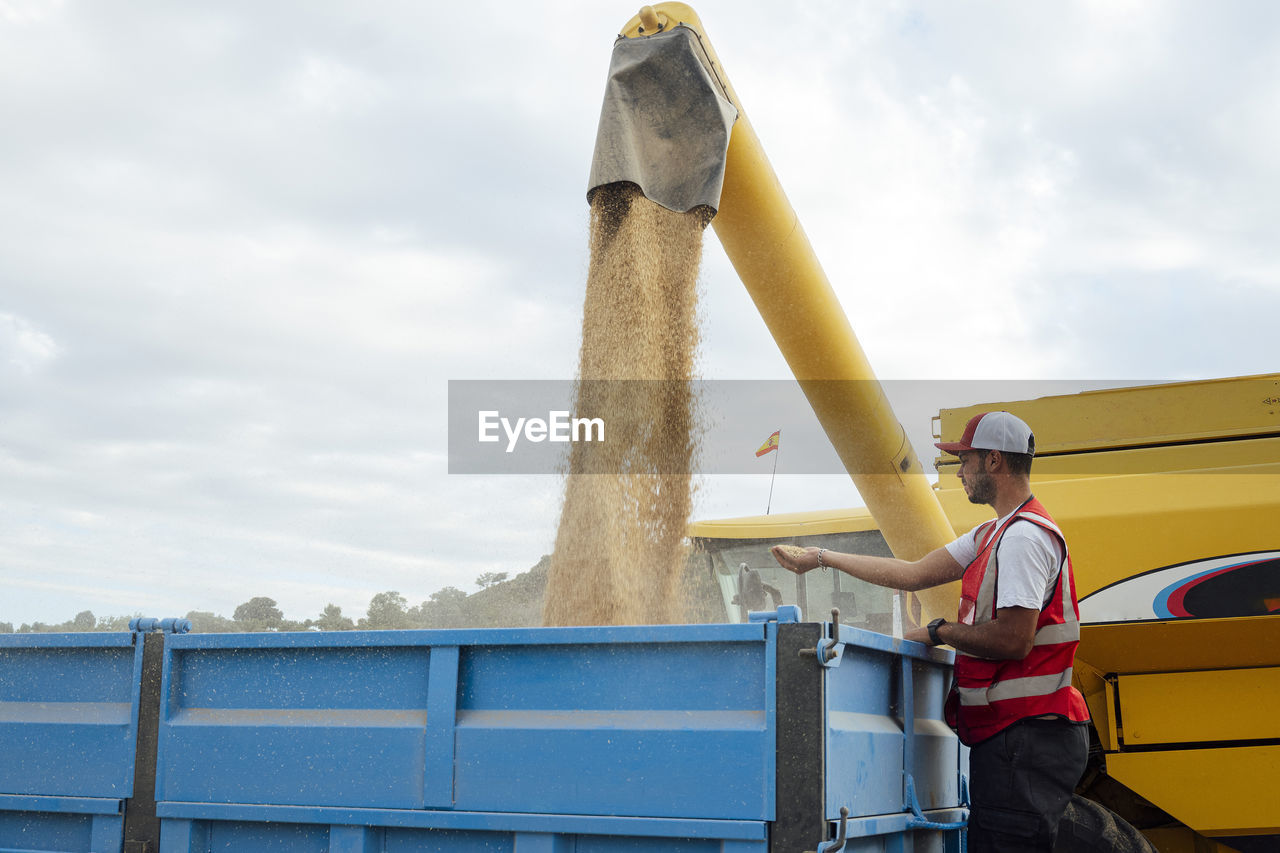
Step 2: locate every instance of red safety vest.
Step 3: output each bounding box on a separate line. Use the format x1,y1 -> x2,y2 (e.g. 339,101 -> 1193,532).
945,497 -> 1091,745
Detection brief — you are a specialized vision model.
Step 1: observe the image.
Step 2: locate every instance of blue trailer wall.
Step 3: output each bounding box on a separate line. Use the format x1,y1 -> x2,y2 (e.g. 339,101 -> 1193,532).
156,624 -> 778,852
0,618 -> 965,852
0,632 -> 145,853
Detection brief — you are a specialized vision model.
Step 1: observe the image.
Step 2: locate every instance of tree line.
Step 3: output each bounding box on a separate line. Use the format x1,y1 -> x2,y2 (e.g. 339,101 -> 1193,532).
2,562 -> 546,634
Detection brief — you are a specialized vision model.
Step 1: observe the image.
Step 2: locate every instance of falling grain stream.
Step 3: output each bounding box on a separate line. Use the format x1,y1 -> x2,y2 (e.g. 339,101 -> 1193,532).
541,184 -> 710,626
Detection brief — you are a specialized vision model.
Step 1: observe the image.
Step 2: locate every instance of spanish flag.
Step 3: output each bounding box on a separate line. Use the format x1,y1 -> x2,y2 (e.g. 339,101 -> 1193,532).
755,430 -> 780,457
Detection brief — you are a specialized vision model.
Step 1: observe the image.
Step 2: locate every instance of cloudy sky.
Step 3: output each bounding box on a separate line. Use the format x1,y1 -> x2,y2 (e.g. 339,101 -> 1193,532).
3,1 -> 1277,625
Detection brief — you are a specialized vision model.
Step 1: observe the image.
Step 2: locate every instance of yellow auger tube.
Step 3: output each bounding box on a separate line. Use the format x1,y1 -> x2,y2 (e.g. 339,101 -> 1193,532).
618,5 -> 958,623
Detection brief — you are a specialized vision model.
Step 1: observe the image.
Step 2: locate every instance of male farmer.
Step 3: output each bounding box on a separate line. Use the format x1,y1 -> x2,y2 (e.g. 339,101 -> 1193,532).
771,411 -> 1090,852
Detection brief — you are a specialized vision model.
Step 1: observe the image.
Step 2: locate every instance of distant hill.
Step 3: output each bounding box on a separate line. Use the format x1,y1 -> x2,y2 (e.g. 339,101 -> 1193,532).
455,549 -> 727,628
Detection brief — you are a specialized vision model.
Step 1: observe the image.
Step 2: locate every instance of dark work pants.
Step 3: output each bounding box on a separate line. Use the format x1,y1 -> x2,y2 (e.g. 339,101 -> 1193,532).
967,718 -> 1089,852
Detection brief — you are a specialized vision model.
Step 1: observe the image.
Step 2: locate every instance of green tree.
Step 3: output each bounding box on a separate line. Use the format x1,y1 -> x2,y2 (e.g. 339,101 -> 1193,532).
475,571 -> 509,590
315,604 -> 355,631
233,597 -> 284,632
72,610 -> 96,632
97,614 -> 136,632
418,586 -> 469,629
363,591 -> 411,630
184,611 -> 237,633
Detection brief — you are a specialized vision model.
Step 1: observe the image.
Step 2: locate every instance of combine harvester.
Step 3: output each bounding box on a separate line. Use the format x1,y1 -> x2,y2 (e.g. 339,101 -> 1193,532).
655,2 -> 1280,850
0,4 -> 1274,852
697,375 -> 1280,853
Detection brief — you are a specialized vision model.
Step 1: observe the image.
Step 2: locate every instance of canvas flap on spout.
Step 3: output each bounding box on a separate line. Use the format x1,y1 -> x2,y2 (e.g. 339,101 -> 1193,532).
587,26 -> 738,215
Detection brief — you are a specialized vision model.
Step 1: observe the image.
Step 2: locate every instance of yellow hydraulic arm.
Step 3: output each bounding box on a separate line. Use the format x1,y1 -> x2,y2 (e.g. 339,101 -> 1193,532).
614,4 -> 958,622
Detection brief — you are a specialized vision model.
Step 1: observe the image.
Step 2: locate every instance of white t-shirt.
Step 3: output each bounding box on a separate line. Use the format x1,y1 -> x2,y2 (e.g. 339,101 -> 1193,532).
945,510 -> 1064,611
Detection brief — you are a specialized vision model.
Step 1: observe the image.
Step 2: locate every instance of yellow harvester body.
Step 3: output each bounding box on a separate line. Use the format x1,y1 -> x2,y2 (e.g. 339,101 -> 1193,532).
694,375 -> 1280,849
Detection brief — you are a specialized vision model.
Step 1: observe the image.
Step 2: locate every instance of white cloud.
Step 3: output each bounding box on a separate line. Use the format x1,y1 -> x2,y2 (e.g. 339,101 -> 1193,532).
0,312 -> 59,374
0,0 -> 63,24
289,55 -> 388,115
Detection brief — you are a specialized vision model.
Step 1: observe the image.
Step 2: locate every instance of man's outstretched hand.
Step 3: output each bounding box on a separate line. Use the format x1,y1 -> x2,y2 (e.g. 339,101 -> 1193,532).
771,544 -> 822,574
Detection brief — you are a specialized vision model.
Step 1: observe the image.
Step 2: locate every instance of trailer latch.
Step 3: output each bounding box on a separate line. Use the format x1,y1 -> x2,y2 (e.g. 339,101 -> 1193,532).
806,805 -> 849,853
747,604 -> 801,623
799,608 -> 845,667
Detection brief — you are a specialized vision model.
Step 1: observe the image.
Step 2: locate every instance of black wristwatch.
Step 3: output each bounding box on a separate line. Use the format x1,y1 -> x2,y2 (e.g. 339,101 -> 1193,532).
927,617 -> 947,646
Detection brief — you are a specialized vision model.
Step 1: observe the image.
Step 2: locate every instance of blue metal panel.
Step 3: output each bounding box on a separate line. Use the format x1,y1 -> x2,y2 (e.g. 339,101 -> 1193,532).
0,795 -> 121,816
382,827 -> 510,852
453,633 -> 772,819
0,633 -> 141,800
159,818 -> 207,853
822,624 -> 964,839
327,825 -> 383,853
202,820 -> 329,852
155,805 -> 768,852
157,804 -> 764,841
0,809 -> 97,852
824,627 -> 910,819
159,641 -> 433,809
155,803 -> 768,841
423,645 -> 460,809
0,632 -> 141,853
907,657 -> 960,812
90,814 -> 124,852
506,833 -> 568,853
158,819 -> 768,853
157,624 -> 775,822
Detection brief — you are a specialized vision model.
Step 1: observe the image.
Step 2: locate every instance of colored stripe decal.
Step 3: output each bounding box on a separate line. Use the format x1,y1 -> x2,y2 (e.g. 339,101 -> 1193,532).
1153,558 -> 1273,618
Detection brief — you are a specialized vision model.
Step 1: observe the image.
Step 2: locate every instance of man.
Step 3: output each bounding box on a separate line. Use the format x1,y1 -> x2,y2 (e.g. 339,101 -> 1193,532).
771,411 -> 1090,852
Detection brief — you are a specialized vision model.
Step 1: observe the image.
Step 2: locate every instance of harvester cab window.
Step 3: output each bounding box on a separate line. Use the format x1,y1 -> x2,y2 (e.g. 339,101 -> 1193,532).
694,530 -> 897,633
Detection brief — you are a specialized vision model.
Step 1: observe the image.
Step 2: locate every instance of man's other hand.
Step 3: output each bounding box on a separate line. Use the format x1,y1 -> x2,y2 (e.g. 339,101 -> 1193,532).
903,626 -> 932,645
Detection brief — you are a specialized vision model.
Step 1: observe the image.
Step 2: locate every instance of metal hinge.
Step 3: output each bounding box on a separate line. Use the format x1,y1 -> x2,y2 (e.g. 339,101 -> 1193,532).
129,617 -> 192,635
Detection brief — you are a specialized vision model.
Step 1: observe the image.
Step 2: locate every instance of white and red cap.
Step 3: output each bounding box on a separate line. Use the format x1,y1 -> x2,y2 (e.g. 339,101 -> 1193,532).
935,411 -> 1035,456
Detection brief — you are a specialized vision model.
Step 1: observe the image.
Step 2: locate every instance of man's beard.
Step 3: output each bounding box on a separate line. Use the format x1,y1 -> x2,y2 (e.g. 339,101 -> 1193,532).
966,469 -> 997,505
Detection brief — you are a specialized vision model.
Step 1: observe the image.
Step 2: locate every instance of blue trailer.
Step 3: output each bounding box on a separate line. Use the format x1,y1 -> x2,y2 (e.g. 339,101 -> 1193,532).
0,610 -> 966,852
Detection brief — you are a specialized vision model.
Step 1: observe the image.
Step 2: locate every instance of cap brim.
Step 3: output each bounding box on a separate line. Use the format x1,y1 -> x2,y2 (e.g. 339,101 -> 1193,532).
934,441 -> 972,455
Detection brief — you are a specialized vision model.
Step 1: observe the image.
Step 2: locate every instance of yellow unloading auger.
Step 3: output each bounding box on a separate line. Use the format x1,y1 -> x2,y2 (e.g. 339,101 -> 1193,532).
588,4 -> 957,624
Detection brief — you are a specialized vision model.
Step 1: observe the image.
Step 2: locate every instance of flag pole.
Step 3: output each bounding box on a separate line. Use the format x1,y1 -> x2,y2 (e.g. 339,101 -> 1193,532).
766,430 -> 779,515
